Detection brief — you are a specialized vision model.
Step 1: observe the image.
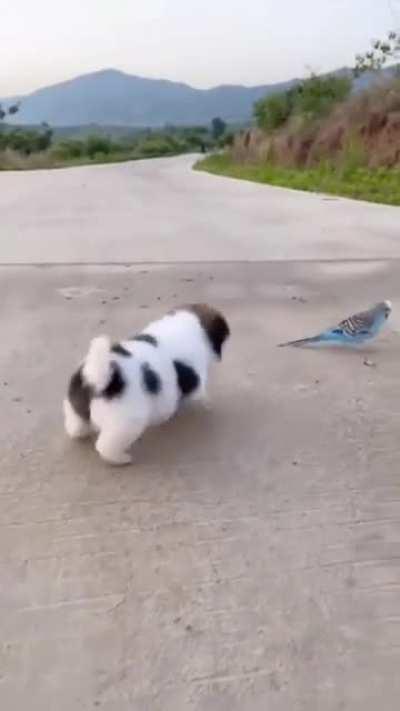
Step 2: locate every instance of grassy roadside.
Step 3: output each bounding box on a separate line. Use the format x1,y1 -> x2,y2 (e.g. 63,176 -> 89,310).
0,148 -> 187,171
195,154 -> 400,206
0,125 -> 211,171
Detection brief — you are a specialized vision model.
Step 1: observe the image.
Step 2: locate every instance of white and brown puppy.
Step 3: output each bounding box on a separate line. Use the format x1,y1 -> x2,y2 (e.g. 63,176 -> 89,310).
63,304 -> 230,465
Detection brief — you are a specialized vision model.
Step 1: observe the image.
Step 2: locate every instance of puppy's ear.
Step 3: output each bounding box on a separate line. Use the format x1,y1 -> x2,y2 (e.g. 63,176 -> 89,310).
185,304 -> 230,359
205,312 -> 230,359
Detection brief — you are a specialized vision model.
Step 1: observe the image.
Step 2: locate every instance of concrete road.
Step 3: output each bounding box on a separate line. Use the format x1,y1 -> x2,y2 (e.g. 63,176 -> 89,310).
1,157 -> 400,710
1,155 -> 400,263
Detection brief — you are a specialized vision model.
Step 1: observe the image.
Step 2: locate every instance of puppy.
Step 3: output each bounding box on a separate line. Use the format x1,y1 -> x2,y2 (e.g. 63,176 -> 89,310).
63,304 -> 230,465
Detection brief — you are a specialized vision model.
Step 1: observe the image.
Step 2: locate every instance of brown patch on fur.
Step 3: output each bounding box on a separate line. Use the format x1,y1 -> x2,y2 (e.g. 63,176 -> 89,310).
184,303 -> 230,358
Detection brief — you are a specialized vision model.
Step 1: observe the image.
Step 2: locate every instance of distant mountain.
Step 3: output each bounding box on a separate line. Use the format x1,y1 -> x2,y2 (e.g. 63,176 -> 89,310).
1,69 -> 297,127
3,66 -> 399,128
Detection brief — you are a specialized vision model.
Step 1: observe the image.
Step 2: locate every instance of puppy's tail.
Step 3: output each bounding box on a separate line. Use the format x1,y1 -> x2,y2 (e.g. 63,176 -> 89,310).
82,336 -> 113,393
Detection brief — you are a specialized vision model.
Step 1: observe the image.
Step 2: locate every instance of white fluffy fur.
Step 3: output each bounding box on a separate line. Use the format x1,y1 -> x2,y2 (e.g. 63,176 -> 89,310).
64,309 -> 219,466
64,398 -> 93,439
82,336 -> 113,393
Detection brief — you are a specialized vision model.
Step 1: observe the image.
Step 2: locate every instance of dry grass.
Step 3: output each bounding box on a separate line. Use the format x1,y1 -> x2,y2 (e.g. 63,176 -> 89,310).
0,143 -> 191,172
0,148 -> 139,171
233,79 -> 400,170
0,149 -> 58,170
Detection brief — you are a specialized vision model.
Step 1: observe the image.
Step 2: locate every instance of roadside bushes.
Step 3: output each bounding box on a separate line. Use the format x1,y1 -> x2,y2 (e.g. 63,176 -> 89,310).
0,126 -> 53,154
52,132 -> 191,161
254,74 -> 352,132
0,122 -> 229,170
254,90 -> 294,131
53,135 -> 120,160
133,134 -> 182,158
240,79 -> 400,170
52,139 -> 85,159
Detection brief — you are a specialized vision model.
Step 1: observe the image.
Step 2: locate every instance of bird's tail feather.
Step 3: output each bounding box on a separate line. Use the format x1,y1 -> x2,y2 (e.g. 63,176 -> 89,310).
278,334 -> 325,348
82,336 -> 113,392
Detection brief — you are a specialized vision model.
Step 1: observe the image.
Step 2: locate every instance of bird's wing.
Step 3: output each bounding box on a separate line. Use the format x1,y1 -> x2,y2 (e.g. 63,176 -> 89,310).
336,308 -> 374,336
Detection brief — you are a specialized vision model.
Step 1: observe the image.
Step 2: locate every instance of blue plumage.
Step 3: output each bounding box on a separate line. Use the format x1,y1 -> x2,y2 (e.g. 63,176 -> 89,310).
278,300 -> 392,348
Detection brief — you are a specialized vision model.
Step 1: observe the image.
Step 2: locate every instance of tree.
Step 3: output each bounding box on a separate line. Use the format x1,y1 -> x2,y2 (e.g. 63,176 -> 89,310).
354,31 -> 400,76
211,117 -> 226,140
0,102 -> 20,122
36,124 -> 53,151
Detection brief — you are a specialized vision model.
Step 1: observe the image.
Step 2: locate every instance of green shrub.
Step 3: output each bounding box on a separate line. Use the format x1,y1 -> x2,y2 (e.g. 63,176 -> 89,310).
254,74 -> 352,132
254,91 -> 293,131
0,127 -> 53,155
86,135 -> 113,158
219,131 -> 235,147
135,135 -> 180,158
52,134 -> 123,161
53,139 -> 85,159
35,128 -> 53,151
182,131 -> 209,150
294,74 -> 352,119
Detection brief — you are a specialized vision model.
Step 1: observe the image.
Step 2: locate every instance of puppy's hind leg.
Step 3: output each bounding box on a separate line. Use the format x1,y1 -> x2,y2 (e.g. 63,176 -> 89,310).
95,420 -> 145,466
188,379 -> 212,411
63,399 -> 93,439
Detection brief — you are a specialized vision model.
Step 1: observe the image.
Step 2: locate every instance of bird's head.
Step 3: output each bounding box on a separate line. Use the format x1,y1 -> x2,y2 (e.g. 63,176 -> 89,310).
377,300 -> 392,319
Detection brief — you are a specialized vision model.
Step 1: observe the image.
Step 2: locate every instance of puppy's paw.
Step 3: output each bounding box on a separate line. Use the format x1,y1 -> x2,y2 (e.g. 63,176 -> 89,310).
95,433 -> 133,466
106,452 -> 132,467
200,394 -> 212,411
194,391 -> 212,411
63,399 -> 92,439
96,444 -> 132,466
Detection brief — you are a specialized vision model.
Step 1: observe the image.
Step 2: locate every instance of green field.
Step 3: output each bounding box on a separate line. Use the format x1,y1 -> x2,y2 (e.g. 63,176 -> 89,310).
195,154 -> 400,207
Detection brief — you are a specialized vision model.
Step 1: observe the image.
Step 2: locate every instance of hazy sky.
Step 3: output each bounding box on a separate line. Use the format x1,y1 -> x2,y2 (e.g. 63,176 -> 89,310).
1,0 -> 398,95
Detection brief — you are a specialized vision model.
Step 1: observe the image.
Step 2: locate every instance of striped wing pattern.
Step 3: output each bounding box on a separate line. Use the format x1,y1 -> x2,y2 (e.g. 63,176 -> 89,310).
337,309 -> 373,337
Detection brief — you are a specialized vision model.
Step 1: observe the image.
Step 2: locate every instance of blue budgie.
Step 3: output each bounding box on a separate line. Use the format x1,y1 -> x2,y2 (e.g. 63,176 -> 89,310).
278,300 -> 392,348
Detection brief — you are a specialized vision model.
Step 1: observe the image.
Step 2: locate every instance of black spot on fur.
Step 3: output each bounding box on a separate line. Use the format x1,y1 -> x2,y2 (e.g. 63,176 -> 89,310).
173,361 -> 200,397
142,363 -> 161,395
68,367 -> 92,421
131,333 -> 158,347
111,343 -> 132,357
103,362 -> 126,399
